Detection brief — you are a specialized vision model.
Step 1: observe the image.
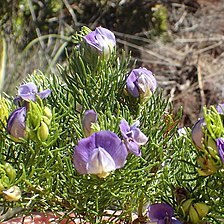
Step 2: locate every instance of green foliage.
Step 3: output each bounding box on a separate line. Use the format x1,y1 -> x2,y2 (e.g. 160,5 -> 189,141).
0,27 -> 223,224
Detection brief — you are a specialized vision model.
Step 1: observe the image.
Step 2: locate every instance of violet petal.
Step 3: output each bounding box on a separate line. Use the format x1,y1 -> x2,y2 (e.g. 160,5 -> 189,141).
119,119 -> 130,139
147,203 -> 174,221
18,93 -> 36,101
126,141 -> 141,156
73,135 -> 96,174
126,67 -> 157,99
83,31 -> 102,51
7,107 -> 26,139
191,118 -> 205,149
15,82 -> 51,103
18,82 -> 38,95
131,127 -> 148,145
82,110 -> 97,137
134,68 -> 157,93
95,27 -> 116,44
217,137 -> 224,163
38,89 -> 51,99
83,27 -> 116,55
216,103 -> 224,114
126,71 -> 139,98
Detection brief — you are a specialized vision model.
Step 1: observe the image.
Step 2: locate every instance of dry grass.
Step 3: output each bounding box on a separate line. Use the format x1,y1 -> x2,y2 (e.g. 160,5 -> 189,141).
116,1 -> 224,126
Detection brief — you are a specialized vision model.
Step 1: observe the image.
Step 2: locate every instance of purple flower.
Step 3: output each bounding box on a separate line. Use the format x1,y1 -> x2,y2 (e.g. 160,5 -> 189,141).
191,118 -> 206,149
14,82 -> 51,105
126,67 -> 157,100
83,27 -> 116,57
119,119 -> 148,156
216,137 -> 224,163
73,130 -> 128,178
216,103 -> 224,114
82,110 -> 97,137
147,203 -> 182,224
6,107 -> 27,140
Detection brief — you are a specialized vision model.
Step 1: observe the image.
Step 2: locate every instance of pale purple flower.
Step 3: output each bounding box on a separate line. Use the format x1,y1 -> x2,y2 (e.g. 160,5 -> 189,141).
126,67 -> 157,100
83,27 -> 116,56
73,131 -> 128,178
14,82 -> 51,105
147,203 -> 182,224
82,110 -> 97,137
216,103 -> 224,114
119,119 -> 148,156
6,107 -> 27,140
216,137 -> 224,163
191,118 -> 206,149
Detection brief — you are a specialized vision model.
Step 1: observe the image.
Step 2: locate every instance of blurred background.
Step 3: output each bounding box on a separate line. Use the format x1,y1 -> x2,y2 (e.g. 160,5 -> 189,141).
0,0 -> 224,127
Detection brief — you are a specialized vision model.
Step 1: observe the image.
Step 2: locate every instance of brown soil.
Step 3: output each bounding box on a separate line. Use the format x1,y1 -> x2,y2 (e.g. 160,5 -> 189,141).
139,0 -> 224,127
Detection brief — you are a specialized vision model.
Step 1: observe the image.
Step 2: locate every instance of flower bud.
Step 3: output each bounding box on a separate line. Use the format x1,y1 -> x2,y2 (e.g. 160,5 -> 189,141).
0,163 -> 17,193
28,101 -> 42,130
3,186 -> 21,202
4,163 -> 16,182
181,199 -> 209,224
181,198 -> 194,215
43,106 -> 52,121
194,202 -> 209,218
191,118 -> 205,150
42,116 -> 51,126
82,110 -> 98,137
42,107 -> 52,126
189,205 -> 200,224
37,121 -> 49,142
6,107 -> 27,142
126,67 -> 157,103
83,27 -> 116,58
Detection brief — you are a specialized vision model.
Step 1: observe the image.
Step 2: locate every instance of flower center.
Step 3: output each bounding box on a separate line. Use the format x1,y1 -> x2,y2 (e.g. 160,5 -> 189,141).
87,147 -> 116,178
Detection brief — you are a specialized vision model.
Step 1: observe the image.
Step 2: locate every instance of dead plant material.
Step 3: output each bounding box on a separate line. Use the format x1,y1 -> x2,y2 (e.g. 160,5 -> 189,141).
137,1 -> 224,127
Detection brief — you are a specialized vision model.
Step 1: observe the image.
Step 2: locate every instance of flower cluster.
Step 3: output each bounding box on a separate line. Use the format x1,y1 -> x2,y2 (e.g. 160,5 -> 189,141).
72,27 -> 156,179
7,82 -> 52,143
191,104 -> 224,176
73,110 -> 148,178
